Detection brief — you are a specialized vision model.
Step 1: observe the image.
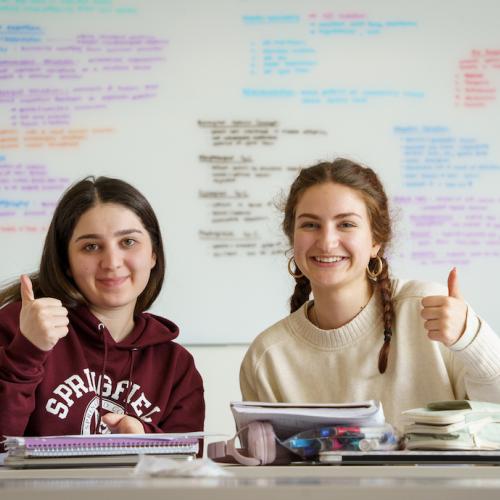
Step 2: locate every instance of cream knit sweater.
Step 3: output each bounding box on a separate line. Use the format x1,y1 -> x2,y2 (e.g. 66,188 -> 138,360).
240,279 -> 500,430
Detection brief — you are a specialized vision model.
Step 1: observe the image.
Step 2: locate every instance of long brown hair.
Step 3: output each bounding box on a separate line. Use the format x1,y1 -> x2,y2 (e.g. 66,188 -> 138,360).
283,158 -> 394,373
0,176 -> 165,314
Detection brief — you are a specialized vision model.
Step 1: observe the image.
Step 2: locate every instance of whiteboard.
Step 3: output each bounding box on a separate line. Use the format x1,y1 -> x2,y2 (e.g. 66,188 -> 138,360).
1,0 -> 500,344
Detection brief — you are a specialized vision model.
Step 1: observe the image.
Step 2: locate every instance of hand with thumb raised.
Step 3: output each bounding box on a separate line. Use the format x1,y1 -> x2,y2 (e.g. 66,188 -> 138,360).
447,266 -> 464,300
420,268 -> 467,347
19,274 -> 70,351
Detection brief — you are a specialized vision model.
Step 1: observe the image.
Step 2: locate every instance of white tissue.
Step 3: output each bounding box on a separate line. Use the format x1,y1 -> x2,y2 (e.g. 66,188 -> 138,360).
133,455 -> 233,477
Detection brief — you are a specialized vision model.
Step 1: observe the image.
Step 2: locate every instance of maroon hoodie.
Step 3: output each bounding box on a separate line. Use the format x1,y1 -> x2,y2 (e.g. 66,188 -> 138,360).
0,302 -> 205,437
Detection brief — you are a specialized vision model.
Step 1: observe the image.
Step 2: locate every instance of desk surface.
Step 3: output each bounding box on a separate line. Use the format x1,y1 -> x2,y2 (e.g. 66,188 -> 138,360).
1,464 -> 500,500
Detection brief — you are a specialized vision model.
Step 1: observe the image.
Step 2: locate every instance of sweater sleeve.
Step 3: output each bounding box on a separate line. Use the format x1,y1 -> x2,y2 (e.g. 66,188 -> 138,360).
0,303 -> 51,437
448,314 -> 500,402
239,337 -> 282,402
240,348 -> 259,401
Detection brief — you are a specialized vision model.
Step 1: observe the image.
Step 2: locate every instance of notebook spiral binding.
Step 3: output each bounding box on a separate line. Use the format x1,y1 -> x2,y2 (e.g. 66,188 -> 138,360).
6,435 -> 200,458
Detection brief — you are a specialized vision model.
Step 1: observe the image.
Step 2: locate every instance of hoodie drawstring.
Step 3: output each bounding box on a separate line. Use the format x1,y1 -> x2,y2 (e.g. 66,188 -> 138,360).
95,323 -> 140,433
96,322 -> 108,434
124,348 -> 138,415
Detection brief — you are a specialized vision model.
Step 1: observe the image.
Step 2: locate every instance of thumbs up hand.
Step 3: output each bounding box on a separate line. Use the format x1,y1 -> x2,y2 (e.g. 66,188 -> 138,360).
19,274 -> 70,351
420,268 -> 467,347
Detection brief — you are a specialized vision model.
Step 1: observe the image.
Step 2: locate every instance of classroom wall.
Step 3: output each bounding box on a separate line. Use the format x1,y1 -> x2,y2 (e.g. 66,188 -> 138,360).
2,0 -> 500,350
189,345 -> 248,436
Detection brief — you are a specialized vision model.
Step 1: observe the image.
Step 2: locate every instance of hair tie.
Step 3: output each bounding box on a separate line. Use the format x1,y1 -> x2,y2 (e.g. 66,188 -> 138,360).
384,329 -> 392,343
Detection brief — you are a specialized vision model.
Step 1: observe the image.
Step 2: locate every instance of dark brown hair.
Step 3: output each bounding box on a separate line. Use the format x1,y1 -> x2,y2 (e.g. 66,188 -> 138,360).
283,158 -> 394,373
0,176 -> 165,314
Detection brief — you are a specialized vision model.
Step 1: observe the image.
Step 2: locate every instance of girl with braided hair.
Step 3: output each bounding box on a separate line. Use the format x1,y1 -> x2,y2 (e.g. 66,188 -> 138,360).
240,158 -> 500,429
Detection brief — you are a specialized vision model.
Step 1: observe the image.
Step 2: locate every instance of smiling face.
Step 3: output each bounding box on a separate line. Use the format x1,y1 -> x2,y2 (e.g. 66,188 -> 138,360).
67,202 -> 156,317
293,182 -> 381,296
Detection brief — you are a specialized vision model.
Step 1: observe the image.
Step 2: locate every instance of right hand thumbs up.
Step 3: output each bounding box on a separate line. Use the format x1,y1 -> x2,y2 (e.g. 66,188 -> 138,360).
19,275 -> 70,351
20,273 -> 35,303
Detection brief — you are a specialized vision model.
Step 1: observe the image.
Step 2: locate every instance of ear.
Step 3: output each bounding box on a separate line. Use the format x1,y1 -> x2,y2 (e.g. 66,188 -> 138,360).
150,252 -> 157,269
371,242 -> 381,258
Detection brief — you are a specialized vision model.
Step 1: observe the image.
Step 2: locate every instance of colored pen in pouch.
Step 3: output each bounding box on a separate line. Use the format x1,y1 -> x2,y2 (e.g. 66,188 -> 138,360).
319,426 -> 361,437
285,437 -> 322,458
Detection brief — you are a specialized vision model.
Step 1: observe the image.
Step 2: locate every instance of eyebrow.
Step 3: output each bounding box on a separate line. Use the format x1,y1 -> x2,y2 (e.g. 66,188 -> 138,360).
297,212 -> 362,220
74,229 -> 144,242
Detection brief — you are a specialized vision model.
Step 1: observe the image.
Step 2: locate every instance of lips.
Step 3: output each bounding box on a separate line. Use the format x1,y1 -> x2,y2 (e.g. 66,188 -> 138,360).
96,276 -> 129,288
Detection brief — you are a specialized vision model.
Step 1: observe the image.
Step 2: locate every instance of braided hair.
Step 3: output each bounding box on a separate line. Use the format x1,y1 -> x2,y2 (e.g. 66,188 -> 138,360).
282,158 -> 394,373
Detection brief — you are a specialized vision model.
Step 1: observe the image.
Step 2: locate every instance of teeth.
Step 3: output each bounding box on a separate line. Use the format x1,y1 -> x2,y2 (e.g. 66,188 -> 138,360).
315,256 -> 344,263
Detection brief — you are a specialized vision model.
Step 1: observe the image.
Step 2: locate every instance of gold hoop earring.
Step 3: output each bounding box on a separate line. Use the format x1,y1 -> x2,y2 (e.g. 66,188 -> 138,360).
367,255 -> 383,281
287,256 -> 303,279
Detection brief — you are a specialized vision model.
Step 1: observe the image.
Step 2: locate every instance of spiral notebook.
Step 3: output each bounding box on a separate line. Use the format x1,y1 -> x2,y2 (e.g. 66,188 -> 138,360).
3,433 -> 201,468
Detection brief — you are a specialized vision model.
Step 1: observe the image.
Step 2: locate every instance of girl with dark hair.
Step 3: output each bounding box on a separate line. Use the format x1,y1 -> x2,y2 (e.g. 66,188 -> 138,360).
240,158 -> 500,429
0,176 -> 204,437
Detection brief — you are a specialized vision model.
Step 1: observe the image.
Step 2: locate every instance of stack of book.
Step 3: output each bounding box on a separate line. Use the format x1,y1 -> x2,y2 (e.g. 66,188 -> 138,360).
230,400 -> 386,440
402,400 -> 500,450
3,433 -> 202,468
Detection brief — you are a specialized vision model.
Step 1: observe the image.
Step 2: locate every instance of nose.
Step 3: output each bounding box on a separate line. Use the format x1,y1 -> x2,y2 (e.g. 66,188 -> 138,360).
317,224 -> 339,253
101,246 -> 123,270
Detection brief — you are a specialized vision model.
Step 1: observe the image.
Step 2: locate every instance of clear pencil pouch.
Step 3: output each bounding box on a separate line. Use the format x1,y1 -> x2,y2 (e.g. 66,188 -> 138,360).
281,424 -> 400,460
